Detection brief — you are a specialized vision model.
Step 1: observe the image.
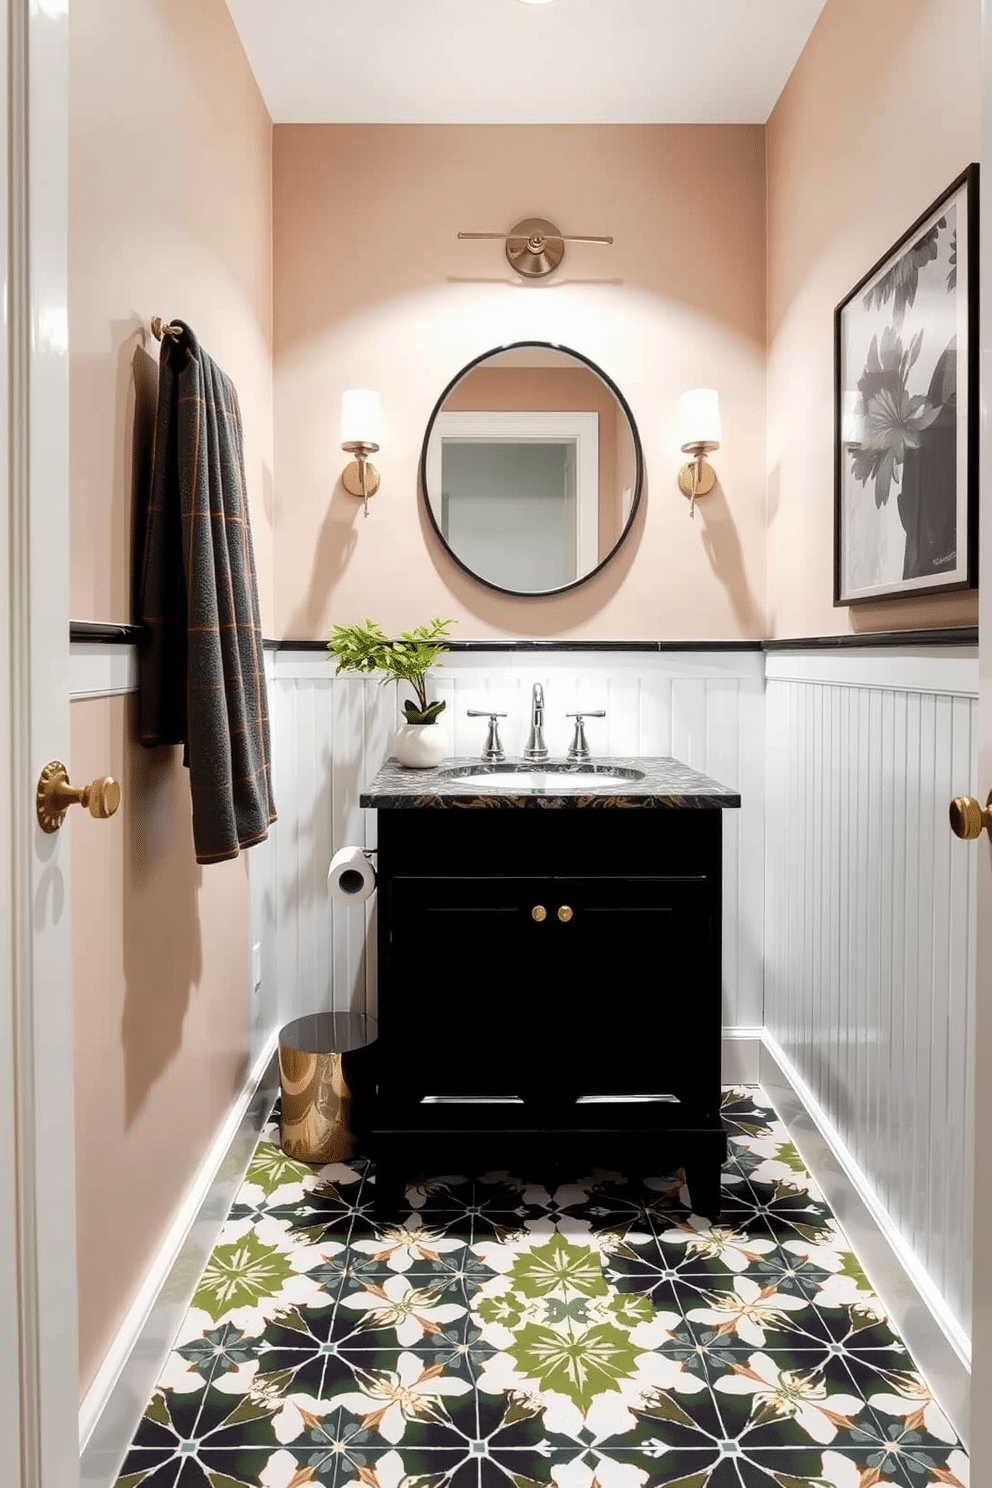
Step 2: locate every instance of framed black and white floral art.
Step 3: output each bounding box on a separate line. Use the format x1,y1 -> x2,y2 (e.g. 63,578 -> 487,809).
834,164 -> 978,606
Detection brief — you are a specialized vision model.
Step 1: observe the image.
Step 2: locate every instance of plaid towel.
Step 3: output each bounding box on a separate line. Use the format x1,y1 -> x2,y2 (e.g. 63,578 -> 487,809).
137,321 -> 276,864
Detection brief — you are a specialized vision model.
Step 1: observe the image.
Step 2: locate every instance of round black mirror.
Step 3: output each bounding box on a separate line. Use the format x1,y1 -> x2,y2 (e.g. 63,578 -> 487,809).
420,341 -> 643,597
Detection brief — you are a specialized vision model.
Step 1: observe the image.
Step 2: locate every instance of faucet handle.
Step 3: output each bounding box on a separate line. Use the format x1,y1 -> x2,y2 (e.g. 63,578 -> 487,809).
467,709 -> 506,762
565,710 -> 606,762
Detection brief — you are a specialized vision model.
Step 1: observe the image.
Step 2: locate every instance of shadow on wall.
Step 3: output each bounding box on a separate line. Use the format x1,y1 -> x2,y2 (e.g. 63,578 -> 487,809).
696,482 -> 762,633
285,478 -> 359,639
277,688 -> 372,1018
129,340 -> 159,616
121,700 -> 204,1128
120,348 -> 204,1128
279,732 -> 334,924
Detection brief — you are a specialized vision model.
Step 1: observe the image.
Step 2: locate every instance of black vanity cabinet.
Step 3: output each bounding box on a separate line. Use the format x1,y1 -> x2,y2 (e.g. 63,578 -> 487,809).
360,760 -> 740,1220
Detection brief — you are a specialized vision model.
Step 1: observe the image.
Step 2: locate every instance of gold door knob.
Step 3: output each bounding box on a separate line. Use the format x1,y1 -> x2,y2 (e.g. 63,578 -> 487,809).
558,905 -> 573,923
532,905 -> 547,922
37,760 -> 121,834
949,790 -> 992,840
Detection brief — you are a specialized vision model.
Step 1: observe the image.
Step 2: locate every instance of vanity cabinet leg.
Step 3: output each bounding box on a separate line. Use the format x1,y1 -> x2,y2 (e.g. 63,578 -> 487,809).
372,1165 -> 407,1223
684,1164 -> 723,1225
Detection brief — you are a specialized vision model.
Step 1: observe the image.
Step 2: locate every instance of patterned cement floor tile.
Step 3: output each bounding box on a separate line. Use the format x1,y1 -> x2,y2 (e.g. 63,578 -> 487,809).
114,1089 -> 968,1488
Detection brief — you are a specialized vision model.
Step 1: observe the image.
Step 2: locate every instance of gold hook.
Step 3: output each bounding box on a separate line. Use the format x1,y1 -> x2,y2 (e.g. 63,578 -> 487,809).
151,316 -> 182,342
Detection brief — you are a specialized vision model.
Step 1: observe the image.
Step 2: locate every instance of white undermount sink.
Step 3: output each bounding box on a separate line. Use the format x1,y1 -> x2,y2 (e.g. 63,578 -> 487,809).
443,765 -> 645,791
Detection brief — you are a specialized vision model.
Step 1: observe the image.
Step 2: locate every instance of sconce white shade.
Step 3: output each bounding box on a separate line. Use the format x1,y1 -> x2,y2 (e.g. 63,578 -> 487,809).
679,388 -> 722,451
340,389 -> 381,447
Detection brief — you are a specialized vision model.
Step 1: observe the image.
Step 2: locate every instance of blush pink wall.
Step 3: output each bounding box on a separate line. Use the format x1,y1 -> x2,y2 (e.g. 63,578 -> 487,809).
766,0 -> 980,637
70,0 -> 274,629
71,696 -> 252,1398
69,0 -> 272,1399
273,125 -> 767,640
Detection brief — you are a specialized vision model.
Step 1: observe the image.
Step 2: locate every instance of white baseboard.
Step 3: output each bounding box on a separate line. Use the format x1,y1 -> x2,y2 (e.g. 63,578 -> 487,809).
721,1027 -> 763,1084
759,1032 -> 971,1449
79,1031 -> 280,1488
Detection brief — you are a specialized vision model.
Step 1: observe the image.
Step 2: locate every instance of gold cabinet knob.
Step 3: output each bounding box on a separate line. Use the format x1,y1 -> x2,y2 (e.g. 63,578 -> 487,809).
37,760 -> 121,834
949,790 -> 992,841
558,905 -> 573,923
532,905 -> 547,922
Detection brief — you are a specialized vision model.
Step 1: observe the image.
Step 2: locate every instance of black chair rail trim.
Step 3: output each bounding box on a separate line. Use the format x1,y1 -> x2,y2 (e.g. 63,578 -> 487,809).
71,624 -> 978,651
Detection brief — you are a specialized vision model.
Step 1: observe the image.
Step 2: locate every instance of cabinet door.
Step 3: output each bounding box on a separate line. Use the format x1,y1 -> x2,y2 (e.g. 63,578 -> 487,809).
383,875 -> 555,1111
549,876 -> 719,1114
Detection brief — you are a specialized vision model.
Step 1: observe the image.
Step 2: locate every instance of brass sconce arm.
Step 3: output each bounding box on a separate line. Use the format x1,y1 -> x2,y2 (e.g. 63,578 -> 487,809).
677,442 -> 718,517
676,389 -> 722,518
341,441 -> 381,518
340,389 -> 382,518
458,217 -> 613,279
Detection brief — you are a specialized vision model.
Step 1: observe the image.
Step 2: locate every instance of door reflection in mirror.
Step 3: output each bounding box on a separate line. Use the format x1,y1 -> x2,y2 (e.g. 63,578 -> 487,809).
420,343 -> 642,597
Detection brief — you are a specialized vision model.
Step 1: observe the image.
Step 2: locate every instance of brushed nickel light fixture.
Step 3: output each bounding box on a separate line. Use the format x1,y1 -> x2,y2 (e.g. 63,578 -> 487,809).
677,388 -> 722,517
458,218 -> 613,279
340,389 -> 381,517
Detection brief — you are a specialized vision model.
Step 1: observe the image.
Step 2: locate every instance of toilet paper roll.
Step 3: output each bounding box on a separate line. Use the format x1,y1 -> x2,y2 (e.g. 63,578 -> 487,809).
328,845 -> 376,905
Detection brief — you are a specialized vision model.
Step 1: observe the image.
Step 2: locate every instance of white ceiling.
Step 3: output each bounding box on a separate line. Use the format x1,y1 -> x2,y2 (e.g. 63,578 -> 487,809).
224,0 -> 829,125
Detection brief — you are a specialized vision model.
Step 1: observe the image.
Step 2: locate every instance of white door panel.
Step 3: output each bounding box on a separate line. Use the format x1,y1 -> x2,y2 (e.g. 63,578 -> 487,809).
1,1 -> 78,1486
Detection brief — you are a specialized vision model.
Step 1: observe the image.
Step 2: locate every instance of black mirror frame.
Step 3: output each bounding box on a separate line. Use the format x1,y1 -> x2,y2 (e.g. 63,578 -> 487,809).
419,339 -> 644,598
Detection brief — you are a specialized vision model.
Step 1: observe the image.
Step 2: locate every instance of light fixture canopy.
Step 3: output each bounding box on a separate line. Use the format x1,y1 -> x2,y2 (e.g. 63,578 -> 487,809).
341,389 -> 381,515
677,388 -> 722,517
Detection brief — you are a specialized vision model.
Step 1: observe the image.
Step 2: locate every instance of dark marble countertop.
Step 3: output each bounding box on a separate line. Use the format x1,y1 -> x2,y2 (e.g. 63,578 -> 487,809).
359,756 -> 741,810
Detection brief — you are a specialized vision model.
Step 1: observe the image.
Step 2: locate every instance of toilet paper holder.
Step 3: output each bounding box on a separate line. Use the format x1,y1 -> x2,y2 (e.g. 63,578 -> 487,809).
328,845 -> 378,904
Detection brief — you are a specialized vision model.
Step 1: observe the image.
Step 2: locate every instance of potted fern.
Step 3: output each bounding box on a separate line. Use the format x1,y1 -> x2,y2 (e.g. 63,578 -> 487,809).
327,616 -> 455,767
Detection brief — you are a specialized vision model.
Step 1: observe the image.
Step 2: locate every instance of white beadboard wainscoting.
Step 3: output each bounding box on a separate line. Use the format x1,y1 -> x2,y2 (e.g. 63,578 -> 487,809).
763,646 -> 978,1437
270,647 -> 766,1053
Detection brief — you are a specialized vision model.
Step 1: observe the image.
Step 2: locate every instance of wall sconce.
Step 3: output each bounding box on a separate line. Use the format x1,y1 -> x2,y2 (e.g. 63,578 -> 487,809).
340,389 -> 381,517
677,388 -> 722,517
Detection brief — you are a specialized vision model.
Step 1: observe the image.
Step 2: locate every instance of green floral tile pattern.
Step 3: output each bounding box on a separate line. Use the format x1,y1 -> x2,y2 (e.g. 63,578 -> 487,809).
116,1088 -> 968,1488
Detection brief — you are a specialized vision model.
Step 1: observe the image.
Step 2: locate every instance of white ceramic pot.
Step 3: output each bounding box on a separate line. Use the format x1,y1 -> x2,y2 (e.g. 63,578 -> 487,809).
393,722 -> 447,769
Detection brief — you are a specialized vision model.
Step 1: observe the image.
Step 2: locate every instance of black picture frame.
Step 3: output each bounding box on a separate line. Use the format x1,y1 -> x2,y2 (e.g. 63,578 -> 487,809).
834,164 -> 979,607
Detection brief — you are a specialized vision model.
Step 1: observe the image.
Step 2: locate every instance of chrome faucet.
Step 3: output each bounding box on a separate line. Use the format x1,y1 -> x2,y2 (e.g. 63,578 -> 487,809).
467,709 -> 506,762
523,683 -> 549,761
566,709 -> 606,762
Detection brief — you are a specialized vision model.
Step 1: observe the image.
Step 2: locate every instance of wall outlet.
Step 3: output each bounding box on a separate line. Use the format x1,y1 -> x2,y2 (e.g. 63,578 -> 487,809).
251,941 -> 262,993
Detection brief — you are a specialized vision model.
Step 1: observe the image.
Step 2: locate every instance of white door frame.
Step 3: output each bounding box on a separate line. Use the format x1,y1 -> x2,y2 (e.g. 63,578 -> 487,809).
427,410 -> 600,577
1,0 -> 78,1486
